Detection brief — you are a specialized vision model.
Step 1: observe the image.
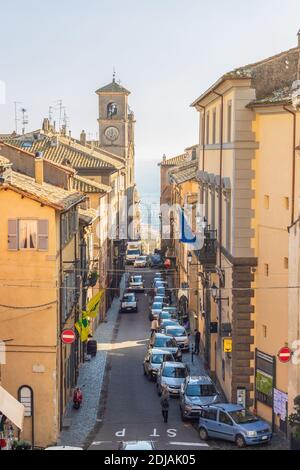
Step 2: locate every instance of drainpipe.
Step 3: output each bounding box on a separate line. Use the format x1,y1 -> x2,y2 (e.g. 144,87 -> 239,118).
283,106 -> 297,226
213,90 -> 224,269
198,105 -> 206,172
59,213 -> 63,432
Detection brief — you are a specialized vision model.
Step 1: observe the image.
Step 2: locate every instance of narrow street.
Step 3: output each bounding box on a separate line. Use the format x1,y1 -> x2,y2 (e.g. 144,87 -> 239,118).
87,268 -> 208,451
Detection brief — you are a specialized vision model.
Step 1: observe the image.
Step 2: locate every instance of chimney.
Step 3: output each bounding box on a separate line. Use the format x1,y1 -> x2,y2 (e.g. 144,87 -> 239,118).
298,29 -> 300,48
35,151 -> 44,185
162,153 -> 167,162
80,130 -> 87,146
42,118 -> 50,133
0,156 -> 12,184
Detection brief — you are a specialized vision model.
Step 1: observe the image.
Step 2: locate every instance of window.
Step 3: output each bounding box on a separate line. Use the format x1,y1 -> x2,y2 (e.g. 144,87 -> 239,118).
227,101 -> 232,143
107,102 -> 117,118
8,219 -> 49,251
264,195 -> 270,210
262,325 -> 267,338
264,264 -> 269,277
284,257 -> 289,269
212,108 -> 217,144
203,408 -> 218,421
284,197 -> 290,210
219,411 -> 233,426
19,220 -> 37,249
206,112 -> 210,145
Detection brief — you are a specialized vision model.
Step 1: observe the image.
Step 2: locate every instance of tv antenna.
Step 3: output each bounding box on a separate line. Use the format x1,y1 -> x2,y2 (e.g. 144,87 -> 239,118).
21,107 -> 29,135
14,101 -> 21,134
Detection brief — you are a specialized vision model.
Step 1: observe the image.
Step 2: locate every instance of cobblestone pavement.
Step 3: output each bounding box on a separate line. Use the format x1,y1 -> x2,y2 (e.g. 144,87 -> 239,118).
58,275 -> 127,448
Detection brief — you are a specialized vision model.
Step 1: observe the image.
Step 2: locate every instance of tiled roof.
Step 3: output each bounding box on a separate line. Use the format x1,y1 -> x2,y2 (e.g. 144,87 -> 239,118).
159,153 -> 190,167
191,45 -> 300,106
0,155 -> 10,165
4,135 -> 123,171
96,80 -> 130,95
169,161 -> 198,184
73,175 -> 111,194
79,207 -> 98,224
247,86 -> 292,107
1,170 -> 84,210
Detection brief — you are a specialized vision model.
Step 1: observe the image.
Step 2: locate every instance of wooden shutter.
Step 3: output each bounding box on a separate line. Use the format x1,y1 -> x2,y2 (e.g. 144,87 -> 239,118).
38,220 -> 49,251
8,219 -> 18,251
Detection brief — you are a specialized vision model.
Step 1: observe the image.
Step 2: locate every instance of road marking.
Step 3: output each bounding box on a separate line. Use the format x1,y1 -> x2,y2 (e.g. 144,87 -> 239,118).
91,441 -> 112,446
169,441 -> 209,448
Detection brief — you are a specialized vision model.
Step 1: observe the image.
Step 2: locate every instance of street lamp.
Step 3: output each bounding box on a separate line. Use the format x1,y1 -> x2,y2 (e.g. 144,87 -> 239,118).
211,282 -> 229,306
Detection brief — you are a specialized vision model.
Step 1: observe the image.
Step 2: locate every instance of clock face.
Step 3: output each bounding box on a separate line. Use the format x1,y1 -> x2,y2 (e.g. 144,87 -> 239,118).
104,126 -> 119,142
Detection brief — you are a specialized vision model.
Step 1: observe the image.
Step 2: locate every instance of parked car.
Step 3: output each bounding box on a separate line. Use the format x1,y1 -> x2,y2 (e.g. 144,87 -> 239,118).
159,319 -> 180,331
198,404 -> 272,448
148,333 -> 182,362
179,376 -> 220,420
128,275 -> 144,292
151,302 -> 163,317
149,254 -> 162,267
157,362 -> 189,396
153,295 -> 170,307
119,441 -> 155,450
160,309 -> 178,321
120,292 -> 138,313
164,325 -> 190,351
143,348 -> 175,380
134,256 -> 148,268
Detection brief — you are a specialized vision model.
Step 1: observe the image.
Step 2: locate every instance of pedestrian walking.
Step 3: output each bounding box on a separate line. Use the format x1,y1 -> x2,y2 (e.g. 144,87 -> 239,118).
151,316 -> 159,334
160,386 -> 170,423
194,330 -> 201,355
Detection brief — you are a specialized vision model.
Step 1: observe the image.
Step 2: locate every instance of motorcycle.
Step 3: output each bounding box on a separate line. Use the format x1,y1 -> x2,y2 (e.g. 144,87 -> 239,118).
73,387 -> 83,410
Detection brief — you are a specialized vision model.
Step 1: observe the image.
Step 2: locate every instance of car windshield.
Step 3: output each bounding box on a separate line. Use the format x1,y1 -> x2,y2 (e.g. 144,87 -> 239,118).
160,312 -> 171,320
229,410 -> 259,424
163,366 -> 187,378
128,250 -> 140,256
151,354 -> 172,364
157,289 -> 166,295
167,328 -> 185,337
124,294 -> 135,302
155,337 -> 177,348
152,303 -> 163,309
186,384 -> 217,397
131,276 -> 142,282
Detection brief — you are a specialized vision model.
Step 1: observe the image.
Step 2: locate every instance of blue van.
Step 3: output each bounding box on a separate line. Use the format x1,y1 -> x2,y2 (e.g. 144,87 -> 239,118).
198,404 -> 272,448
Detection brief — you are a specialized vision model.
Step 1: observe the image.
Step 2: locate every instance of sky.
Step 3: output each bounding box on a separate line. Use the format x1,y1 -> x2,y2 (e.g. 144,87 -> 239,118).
0,0 -> 300,198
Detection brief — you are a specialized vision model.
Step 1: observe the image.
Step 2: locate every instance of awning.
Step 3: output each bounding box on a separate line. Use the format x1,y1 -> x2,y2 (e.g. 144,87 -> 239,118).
83,289 -> 105,318
0,386 -> 25,430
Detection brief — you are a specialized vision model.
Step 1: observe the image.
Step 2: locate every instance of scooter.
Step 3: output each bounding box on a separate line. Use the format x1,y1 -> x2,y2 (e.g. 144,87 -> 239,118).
73,387 -> 83,410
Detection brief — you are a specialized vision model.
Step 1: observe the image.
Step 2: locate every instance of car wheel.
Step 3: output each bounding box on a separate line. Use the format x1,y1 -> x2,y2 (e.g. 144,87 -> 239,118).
235,434 -> 246,448
199,427 -> 209,441
180,407 -> 187,422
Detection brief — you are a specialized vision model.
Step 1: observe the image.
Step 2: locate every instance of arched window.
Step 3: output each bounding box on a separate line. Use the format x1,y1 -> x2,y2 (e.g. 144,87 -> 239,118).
107,102 -> 117,119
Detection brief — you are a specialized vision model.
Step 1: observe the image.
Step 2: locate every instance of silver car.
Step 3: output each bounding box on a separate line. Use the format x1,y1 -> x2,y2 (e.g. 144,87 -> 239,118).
180,376 -> 220,420
165,325 -> 190,351
128,275 -> 144,292
157,361 -> 189,396
143,348 -> 175,381
151,302 -> 163,317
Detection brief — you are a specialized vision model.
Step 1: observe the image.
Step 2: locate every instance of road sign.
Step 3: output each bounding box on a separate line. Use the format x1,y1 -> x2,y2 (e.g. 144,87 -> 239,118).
223,338 -> 232,353
278,347 -> 292,363
61,329 -> 76,345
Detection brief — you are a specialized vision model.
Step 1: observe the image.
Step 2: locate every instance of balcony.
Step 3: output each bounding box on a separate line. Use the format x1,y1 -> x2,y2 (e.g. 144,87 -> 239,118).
195,229 -> 217,266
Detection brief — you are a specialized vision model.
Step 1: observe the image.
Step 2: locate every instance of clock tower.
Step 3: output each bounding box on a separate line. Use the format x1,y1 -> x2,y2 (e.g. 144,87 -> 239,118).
96,76 -> 132,159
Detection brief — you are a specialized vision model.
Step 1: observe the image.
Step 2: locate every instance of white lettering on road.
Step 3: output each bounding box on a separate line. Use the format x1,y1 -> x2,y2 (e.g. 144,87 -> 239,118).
167,429 -> 177,438
115,429 -> 126,437
150,428 -> 160,437
170,441 -> 209,447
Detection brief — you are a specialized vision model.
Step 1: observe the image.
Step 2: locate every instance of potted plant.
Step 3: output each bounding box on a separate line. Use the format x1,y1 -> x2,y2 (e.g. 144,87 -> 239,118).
288,395 -> 300,450
12,439 -> 32,450
88,270 -> 99,287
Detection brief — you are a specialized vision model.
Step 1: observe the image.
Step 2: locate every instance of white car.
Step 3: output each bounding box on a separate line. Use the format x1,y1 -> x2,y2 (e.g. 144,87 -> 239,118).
128,275 -> 145,292
120,293 -> 138,313
134,256 -> 148,268
165,325 -> 190,351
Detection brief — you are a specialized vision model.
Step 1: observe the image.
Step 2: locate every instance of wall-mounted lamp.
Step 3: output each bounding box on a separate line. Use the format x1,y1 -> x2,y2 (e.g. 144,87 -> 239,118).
211,282 -> 230,306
